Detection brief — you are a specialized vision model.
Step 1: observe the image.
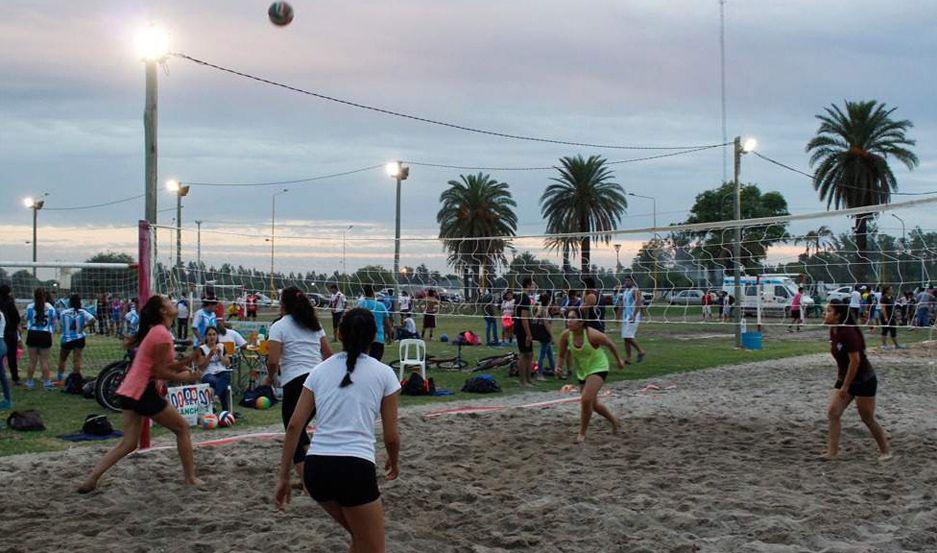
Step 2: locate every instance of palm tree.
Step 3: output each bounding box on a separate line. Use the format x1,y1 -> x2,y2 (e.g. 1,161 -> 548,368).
806,100 -> 918,280
437,173 -> 518,299
797,225 -> 834,258
540,155 -> 628,275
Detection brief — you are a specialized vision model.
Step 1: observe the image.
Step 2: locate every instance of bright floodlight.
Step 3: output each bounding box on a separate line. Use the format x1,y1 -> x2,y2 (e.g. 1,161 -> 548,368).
135,25 -> 170,61
166,179 -> 181,193
23,197 -> 36,208
385,161 -> 402,178
742,137 -> 758,153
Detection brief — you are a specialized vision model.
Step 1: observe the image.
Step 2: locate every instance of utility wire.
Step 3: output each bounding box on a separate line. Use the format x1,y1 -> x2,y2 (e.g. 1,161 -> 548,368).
172,53 -> 727,152
44,194 -> 145,211
187,164 -> 384,187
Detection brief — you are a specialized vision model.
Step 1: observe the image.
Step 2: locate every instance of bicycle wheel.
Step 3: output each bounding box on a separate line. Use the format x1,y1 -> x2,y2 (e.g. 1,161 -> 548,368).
95,360 -> 130,412
435,358 -> 469,371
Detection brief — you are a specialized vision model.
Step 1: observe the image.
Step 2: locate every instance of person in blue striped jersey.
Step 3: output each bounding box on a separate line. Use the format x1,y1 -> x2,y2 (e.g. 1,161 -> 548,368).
124,300 -> 140,337
25,288 -> 57,390
57,294 -> 96,382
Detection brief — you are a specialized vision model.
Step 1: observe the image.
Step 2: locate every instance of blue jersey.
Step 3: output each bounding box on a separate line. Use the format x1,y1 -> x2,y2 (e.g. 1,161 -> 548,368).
619,288 -> 637,321
124,309 -> 140,335
60,308 -> 95,344
26,302 -> 57,333
191,309 -> 217,346
358,298 -> 389,344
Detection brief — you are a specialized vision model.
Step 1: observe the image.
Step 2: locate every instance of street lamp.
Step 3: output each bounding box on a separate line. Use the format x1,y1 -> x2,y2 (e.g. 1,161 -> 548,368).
733,136 -> 756,348
342,224 -> 354,276
23,194 -> 47,276
270,188 -> 289,297
165,179 -> 190,271
613,243 -> 622,272
386,161 -> 410,305
627,192 -> 659,296
136,24 -> 169,227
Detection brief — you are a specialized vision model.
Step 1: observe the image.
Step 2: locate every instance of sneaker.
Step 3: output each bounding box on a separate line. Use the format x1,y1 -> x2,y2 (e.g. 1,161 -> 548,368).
25,379 -> 36,390
43,380 -> 54,391
56,372 -> 65,382
0,399 -> 11,410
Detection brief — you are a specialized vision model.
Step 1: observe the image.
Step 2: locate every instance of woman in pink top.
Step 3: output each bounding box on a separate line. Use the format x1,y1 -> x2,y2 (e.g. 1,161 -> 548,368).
79,296 -> 200,493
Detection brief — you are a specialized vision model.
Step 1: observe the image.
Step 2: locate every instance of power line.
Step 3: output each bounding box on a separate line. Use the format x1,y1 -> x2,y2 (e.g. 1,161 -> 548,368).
44,194 -> 144,211
172,52 -> 727,152
187,164 -> 384,187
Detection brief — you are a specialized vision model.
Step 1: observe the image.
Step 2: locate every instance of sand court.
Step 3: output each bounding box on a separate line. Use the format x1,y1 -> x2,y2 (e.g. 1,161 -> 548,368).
3,346 -> 936,552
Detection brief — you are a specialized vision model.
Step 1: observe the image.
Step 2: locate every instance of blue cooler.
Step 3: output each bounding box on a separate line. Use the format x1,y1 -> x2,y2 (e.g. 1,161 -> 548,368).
741,331 -> 763,350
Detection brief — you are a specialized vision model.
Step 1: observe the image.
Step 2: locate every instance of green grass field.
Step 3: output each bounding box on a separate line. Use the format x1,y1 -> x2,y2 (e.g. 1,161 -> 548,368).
0,310 -> 928,457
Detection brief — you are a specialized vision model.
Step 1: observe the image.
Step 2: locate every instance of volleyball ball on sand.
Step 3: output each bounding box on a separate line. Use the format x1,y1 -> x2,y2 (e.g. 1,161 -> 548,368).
200,414 -> 219,430
268,2 -> 294,26
255,396 -> 272,410
218,411 -> 237,428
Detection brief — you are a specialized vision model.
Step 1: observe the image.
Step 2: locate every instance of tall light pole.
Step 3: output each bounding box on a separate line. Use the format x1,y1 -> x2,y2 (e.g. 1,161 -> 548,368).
627,192 -> 658,296
613,243 -> 622,273
23,195 -> 47,277
734,136 -> 757,347
195,219 -> 203,284
386,161 -> 410,304
270,188 -> 289,297
342,224 -> 354,276
165,179 -> 190,271
135,25 -> 169,228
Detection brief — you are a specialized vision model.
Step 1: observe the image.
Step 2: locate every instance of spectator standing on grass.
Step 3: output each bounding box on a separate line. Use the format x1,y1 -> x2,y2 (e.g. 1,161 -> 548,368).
57,294 -> 96,382
422,288 -> 439,341
191,298 -> 218,348
513,278 -> 537,387
483,292 -> 499,346
110,296 -> 122,337
399,290 -> 412,325
535,293 -> 556,378
878,286 -> 902,350
702,290 -> 713,321
501,290 -> 515,345
357,285 -> 393,362
788,287 -> 805,332
0,285 -> 22,385
913,287 -> 933,328
617,275 -> 646,365
328,284 -> 347,340
124,301 -> 140,337
849,285 -> 864,324
175,296 -> 189,340
25,288 -> 57,390
561,289 -> 582,316
0,309 -> 11,409
245,291 -> 259,321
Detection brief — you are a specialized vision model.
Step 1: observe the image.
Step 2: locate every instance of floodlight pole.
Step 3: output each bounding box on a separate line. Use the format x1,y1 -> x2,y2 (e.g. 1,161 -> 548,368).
733,136 -> 743,348
144,60 -> 158,232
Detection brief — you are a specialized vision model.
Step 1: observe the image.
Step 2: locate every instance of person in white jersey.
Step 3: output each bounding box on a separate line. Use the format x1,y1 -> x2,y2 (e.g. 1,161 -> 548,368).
57,294 -> 96,381
275,307 -> 401,553
849,285 -> 864,324
398,290 -> 412,325
175,296 -> 190,340
328,284 -> 347,340
266,287 -> 332,477
616,276 -> 645,364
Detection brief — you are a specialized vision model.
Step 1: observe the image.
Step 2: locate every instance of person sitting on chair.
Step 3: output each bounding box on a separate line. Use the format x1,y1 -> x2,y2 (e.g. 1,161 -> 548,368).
395,315 -> 419,341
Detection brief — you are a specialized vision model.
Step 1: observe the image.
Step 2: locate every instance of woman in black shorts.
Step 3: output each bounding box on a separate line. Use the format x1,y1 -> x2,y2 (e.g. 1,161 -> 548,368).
78,296 -> 200,492
823,299 -> 891,461
275,308 -> 401,553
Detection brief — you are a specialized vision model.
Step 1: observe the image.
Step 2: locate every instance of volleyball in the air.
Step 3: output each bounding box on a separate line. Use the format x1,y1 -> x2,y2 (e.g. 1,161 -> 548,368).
218,411 -> 237,428
268,2 -> 294,26
200,414 -> 219,429
255,396 -> 272,410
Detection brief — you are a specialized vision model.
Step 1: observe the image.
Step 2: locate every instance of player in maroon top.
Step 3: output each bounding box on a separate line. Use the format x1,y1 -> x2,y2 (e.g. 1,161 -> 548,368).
823,299 -> 891,461
245,291 -> 259,320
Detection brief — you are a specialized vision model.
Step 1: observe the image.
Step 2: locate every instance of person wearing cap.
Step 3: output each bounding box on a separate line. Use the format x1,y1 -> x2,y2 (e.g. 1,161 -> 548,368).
191,297 -> 218,348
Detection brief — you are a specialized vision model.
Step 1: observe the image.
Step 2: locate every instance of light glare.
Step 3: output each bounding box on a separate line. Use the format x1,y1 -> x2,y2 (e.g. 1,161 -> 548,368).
742,137 -> 758,153
385,161 -> 401,178
135,25 -> 170,61
23,197 -> 34,208
166,179 -> 180,193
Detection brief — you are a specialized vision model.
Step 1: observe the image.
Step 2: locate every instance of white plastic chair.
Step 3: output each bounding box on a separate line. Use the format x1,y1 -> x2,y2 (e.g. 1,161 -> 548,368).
398,339 -> 426,381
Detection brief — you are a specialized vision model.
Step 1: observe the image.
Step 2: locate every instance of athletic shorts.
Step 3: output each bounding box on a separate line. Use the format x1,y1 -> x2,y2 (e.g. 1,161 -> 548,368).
331,312 -> 343,329
881,325 -> 896,338
61,337 -> 86,351
621,318 -> 640,339
790,310 -> 801,320
25,330 -> 52,349
118,381 -> 168,417
303,454 -> 380,508
369,342 -> 385,362
578,371 -> 609,386
835,375 -> 878,398
423,314 -> 437,329
282,374 -> 314,465
514,325 -> 533,353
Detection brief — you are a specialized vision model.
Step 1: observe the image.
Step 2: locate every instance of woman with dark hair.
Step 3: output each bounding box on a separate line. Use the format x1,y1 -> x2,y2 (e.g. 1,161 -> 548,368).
57,293 -> 96,381
78,295 -> 201,492
0,284 -> 21,386
275,307 -> 400,553
196,326 -> 232,411
25,288 -> 57,390
823,299 -> 891,461
265,287 -> 332,480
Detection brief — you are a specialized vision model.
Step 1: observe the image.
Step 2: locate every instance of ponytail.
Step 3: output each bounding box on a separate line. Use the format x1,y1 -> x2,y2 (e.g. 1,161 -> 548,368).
337,307 -> 377,387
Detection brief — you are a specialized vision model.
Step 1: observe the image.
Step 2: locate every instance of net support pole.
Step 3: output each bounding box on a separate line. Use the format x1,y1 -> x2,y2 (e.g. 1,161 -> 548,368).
733,136 -> 743,348
138,220 -> 153,450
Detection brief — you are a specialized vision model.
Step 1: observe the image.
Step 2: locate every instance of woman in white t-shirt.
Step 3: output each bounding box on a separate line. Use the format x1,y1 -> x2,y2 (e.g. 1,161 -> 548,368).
196,327 -> 232,411
266,287 -> 332,473
275,307 -> 400,553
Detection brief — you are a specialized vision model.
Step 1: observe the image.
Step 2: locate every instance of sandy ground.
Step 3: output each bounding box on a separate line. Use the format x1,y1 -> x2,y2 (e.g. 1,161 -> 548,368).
2,344 -> 937,553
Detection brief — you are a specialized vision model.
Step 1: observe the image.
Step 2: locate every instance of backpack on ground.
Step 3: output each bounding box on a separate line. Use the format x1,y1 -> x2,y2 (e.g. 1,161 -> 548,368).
7,410 -> 46,431
461,374 -> 501,394
401,372 -> 435,396
458,331 -> 481,346
63,373 -> 85,395
81,379 -> 96,399
239,385 -> 277,408
82,414 -> 114,436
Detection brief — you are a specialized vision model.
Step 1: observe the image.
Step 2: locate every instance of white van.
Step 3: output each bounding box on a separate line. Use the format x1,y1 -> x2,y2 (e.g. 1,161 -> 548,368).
722,274 -> 815,317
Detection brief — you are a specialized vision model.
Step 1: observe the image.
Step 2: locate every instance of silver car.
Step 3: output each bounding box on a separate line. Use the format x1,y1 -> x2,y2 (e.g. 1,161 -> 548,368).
669,290 -> 705,305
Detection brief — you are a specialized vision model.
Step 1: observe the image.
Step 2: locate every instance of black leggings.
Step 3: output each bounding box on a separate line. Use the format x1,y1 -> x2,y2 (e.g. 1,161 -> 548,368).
3,334 -> 17,382
281,374 -> 315,465
176,318 -> 189,340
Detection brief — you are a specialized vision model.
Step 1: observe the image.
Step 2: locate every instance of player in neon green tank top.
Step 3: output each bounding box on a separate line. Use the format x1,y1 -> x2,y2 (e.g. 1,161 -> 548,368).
557,309 -> 625,443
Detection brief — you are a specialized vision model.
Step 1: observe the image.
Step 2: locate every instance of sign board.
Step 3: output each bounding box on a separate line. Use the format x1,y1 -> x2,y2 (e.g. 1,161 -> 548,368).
166,383 -> 214,426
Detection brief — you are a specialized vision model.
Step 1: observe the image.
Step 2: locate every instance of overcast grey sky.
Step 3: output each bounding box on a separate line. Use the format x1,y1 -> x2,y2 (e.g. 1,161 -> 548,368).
1,0 -> 935,273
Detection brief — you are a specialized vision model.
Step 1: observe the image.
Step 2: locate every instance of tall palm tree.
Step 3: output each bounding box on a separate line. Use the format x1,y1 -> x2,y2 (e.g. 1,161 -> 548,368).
806,100 -> 918,280
797,225 -> 834,258
540,155 -> 628,275
437,173 -> 518,299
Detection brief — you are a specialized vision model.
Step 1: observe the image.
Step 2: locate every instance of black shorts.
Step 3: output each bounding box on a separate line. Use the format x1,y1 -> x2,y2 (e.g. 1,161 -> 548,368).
282,374 -> 315,465
246,310 -> 257,320
881,325 -> 896,338
118,381 -> 168,417
423,314 -> 437,329
303,455 -> 380,508
578,371 -> 609,386
369,342 -> 385,362
835,375 -> 878,398
332,312 -> 343,329
790,310 -> 801,320
61,337 -> 86,351
25,330 -> 52,349
514,325 -> 533,354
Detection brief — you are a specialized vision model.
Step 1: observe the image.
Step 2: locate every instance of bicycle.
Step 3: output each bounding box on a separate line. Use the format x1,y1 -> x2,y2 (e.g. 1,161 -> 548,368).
473,351 -> 518,373
94,339 -> 192,412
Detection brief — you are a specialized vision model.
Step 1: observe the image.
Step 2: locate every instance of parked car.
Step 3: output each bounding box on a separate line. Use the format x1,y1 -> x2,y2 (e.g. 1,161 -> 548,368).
826,285 -> 854,302
669,290 -> 705,305
306,292 -> 327,307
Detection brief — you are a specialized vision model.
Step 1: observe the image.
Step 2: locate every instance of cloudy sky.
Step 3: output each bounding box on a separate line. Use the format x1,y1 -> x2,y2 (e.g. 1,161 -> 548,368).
1,0 -> 936,275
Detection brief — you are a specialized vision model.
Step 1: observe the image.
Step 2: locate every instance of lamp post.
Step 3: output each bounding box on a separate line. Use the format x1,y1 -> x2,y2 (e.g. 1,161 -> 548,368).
270,188 -> 289,297
23,195 -> 47,277
342,224 -> 354,276
613,244 -> 622,273
386,161 -> 410,305
627,192 -> 658,296
195,219 -> 203,285
733,136 -> 757,348
135,25 -> 169,228
165,179 -> 190,271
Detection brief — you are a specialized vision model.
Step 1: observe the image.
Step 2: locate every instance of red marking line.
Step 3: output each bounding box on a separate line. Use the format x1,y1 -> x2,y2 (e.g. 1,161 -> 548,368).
423,391 -> 610,419
134,426 -> 315,454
